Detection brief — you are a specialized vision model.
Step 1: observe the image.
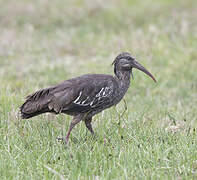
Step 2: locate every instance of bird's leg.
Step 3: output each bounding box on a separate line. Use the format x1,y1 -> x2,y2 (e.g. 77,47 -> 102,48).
85,117 -> 94,135
65,115 -> 83,144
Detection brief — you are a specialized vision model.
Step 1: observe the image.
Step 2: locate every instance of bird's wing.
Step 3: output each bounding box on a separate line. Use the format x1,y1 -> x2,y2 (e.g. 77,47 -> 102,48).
48,77 -> 115,113
71,84 -> 114,109
47,86 -> 77,113
20,74 -> 116,117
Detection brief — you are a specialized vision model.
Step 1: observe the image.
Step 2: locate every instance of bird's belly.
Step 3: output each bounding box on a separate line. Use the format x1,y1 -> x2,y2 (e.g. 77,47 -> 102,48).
62,104 -> 91,116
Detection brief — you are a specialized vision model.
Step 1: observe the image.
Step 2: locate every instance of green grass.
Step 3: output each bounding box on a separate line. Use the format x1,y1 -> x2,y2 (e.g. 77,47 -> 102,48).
0,0 -> 197,179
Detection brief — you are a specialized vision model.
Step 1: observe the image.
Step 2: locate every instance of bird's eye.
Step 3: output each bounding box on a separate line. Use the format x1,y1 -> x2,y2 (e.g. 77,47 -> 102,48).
121,58 -> 129,63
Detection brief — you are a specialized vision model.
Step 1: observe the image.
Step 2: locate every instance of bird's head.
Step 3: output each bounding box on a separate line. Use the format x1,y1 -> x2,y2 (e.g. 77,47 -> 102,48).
112,52 -> 157,82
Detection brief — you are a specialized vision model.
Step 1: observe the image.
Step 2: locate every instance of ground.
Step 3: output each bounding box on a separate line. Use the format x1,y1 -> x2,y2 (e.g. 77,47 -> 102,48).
0,0 -> 197,179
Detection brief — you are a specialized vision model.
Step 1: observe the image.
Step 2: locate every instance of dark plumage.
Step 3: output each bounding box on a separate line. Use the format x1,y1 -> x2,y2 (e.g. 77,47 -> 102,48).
20,52 -> 156,143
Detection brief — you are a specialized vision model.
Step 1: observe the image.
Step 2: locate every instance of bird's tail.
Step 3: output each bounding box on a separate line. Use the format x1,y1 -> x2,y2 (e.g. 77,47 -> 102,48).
20,88 -> 52,119
20,108 -> 46,119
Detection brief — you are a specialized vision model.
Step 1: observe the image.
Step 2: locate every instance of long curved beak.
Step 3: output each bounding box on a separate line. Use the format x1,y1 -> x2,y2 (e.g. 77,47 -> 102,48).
132,60 -> 157,83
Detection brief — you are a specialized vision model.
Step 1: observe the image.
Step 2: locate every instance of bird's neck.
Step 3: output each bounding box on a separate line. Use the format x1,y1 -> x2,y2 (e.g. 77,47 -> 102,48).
115,70 -> 131,88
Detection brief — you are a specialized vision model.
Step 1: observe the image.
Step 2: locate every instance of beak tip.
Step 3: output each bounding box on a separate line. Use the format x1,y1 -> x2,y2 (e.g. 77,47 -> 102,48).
132,59 -> 157,83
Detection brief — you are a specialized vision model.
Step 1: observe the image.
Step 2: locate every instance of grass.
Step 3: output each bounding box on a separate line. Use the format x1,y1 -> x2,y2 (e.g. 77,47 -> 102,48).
0,0 -> 197,179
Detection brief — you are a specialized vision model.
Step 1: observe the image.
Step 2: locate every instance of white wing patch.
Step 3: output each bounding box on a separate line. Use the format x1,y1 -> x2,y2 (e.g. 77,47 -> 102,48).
74,91 -> 90,106
73,86 -> 113,107
96,88 -> 104,97
90,86 -> 113,107
96,87 -> 112,98
73,91 -> 82,103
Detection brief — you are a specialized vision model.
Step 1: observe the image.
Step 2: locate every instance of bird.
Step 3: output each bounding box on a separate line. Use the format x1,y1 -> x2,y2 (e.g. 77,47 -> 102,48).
20,52 -> 156,143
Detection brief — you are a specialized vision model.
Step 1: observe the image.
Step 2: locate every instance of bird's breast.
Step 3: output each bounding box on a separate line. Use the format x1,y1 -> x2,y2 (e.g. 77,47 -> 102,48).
112,81 -> 130,104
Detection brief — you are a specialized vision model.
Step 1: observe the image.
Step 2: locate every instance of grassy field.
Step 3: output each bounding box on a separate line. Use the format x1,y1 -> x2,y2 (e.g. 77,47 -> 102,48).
0,0 -> 197,179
